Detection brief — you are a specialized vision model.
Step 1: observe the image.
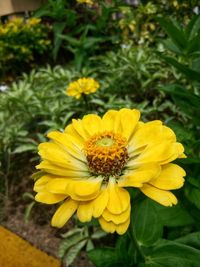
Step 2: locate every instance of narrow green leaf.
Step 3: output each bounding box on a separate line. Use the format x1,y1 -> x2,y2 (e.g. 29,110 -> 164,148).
187,15 -> 200,40
159,84 -> 200,124
24,201 -> 35,223
58,233 -> 85,258
91,229 -> 107,239
160,55 -> 200,81
156,17 -> 187,51
13,144 -> 37,154
65,240 -> 87,266
60,228 -> 83,239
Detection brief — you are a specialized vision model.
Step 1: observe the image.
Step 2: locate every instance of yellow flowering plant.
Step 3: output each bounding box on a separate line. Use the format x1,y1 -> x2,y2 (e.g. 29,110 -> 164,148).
33,108 -> 185,235
66,77 -> 100,99
0,17 -> 51,79
76,0 -> 94,5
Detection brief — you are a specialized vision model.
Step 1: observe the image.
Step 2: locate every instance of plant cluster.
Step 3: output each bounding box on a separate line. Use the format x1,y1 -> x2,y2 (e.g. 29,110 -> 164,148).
0,1 -> 200,267
0,17 -> 51,81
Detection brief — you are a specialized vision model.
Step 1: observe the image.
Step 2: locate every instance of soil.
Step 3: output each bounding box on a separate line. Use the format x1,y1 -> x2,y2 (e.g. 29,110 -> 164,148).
1,169 -> 94,267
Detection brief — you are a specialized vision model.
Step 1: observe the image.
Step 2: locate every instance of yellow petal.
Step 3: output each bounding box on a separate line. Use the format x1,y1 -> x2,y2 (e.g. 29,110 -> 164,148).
82,114 -> 102,136
131,142 -> 180,166
129,120 -> 162,149
159,142 -> 185,165
129,121 -> 176,150
64,123 -> 85,144
36,160 -> 88,177
77,202 -> 94,222
116,218 -> 130,235
33,176 -> 51,192
113,110 -> 122,133
102,205 -> 131,224
119,109 -> 140,140
71,119 -> 90,140
47,131 -> 84,152
76,187 -> 109,222
38,142 -> 75,167
162,126 -> 176,142
101,110 -> 118,132
149,163 -> 185,190
92,188 -> 109,218
73,177 -> 103,197
98,217 -> 116,234
51,198 -> 78,228
59,177 -> 103,201
99,216 -> 130,235
45,178 -> 69,194
107,178 -> 130,214
140,184 -> 178,206
47,131 -> 86,162
118,163 -> 161,188
35,192 -> 66,204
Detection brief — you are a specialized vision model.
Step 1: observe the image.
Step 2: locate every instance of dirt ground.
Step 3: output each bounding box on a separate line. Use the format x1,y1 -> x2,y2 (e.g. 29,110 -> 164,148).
1,172 -> 94,267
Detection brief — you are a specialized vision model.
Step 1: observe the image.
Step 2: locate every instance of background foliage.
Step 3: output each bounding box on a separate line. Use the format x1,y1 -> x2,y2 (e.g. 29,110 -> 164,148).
0,0 -> 200,266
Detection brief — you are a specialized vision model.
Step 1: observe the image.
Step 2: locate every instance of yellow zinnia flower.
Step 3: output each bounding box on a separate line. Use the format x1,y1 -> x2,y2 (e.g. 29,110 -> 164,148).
76,0 -> 94,5
66,77 -> 99,99
33,108 -> 186,234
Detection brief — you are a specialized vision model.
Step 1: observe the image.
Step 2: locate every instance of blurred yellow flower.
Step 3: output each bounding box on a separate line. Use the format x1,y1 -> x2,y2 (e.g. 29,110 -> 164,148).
33,108 -> 186,234
76,0 -> 94,4
28,18 -> 41,26
66,77 -> 100,99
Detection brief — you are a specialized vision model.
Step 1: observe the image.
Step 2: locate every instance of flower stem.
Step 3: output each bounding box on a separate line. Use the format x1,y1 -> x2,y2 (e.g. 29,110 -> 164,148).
82,94 -> 90,110
130,229 -> 146,262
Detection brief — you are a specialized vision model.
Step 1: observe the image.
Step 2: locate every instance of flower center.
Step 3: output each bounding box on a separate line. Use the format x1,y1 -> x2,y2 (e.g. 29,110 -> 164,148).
84,131 -> 129,177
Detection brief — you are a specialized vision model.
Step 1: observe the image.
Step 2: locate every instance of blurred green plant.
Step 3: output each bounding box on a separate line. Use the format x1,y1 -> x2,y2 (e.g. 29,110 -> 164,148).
157,15 -> 200,241
0,17 -> 51,81
0,46 -> 182,197
22,192 -> 36,223
34,0 -> 120,64
59,226 -> 107,266
86,13 -> 200,267
34,0 -> 77,60
118,0 -> 199,45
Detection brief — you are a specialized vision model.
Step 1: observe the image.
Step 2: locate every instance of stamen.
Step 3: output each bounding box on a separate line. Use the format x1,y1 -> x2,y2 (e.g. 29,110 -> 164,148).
84,132 -> 129,177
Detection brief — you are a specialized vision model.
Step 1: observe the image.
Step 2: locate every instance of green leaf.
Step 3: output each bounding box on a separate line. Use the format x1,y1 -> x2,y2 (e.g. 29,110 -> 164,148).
13,144 -> 37,154
159,84 -> 200,124
175,232 -> 200,250
131,199 -> 163,246
160,55 -> 200,81
58,232 -> 85,258
185,184 -> 200,210
86,239 -> 94,251
91,229 -> 107,239
88,248 -> 119,267
24,201 -> 35,223
116,234 -> 134,266
186,15 -> 200,41
144,240 -> 200,267
156,204 -> 194,227
162,39 -> 182,55
53,22 -> 67,60
167,121 -> 194,143
65,239 -> 87,266
156,17 -> 187,51
60,228 -> 83,239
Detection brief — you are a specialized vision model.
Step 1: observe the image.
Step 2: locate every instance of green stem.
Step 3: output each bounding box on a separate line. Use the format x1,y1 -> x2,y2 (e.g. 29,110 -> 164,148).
82,94 -> 90,110
130,229 -> 146,262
